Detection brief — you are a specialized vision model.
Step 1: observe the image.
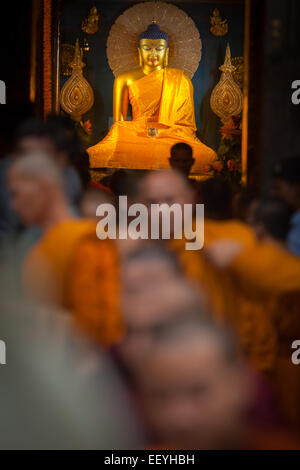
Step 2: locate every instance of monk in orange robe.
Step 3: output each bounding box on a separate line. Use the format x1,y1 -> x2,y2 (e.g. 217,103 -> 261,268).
23,220 -> 124,347
88,23 -> 216,173
171,220 -> 278,374
201,180 -> 300,428
7,151 -> 124,347
66,231 -> 124,346
136,171 -> 272,372
217,235 -> 300,428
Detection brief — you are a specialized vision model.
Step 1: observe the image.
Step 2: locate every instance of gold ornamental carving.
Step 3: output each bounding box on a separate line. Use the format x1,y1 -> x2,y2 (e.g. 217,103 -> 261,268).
82,7 -> 99,35
59,40 -> 94,122
106,1 -> 202,79
232,56 -> 244,89
210,8 -> 228,37
210,43 -> 243,124
60,43 -> 75,76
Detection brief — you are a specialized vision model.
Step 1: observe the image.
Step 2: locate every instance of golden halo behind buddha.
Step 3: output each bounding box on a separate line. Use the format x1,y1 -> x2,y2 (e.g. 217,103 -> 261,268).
107,1 -> 202,79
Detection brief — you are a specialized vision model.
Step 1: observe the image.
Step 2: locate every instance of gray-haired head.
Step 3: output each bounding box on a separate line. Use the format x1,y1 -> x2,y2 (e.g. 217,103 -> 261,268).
10,151 -> 64,188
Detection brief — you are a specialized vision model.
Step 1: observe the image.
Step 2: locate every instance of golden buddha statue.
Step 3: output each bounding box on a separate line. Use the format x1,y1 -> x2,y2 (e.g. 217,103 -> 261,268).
87,22 -> 217,173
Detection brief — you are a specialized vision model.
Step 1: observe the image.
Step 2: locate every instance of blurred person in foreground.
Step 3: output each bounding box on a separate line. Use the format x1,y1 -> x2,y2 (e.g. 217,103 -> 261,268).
118,244 -> 210,371
201,178 -> 300,292
14,115 -> 89,202
138,172 -> 300,379
137,172 -> 234,320
137,172 -> 276,373
202,180 -> 300,428
272,155 -> 300,256
0,116 -> 86,243
250,197 -> 292,246
0,279 -> 142,449
0,116 -> 91,287
0,103 -> 33,241
79,187 -> 117,219
250,197 -> 300,430
232,187 -> 258,225
133,319 -> 299,450
7,152 -> 123,346
198,178 -> 300,375
118,244 -> 282,435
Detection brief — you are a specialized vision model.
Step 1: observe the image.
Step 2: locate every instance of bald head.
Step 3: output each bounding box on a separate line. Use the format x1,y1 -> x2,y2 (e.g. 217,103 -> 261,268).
139,170 -> 195,207
123,278 -> 209,328
10,152 -> 63,188
148,319 -> 240,367
8,152 -> 67,227
135,320 -> 250,449
169,143 -> 195,176
120,271 -> 210,371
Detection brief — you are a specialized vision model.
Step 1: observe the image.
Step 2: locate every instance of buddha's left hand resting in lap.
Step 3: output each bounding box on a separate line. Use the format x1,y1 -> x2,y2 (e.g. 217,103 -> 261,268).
88,22 -> 217,174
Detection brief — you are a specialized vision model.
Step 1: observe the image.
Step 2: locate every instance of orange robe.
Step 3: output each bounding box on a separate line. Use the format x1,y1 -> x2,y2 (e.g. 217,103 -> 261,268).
230,240 -> 300,294
205,224 -> 300,425
170,220 -> 278,373
227,237 -> 300,427
23,219 -> 124,346
204,220 -> 278,371
67,234 -> 125,346
88,68 -> 217,173
271,292 -> 300,429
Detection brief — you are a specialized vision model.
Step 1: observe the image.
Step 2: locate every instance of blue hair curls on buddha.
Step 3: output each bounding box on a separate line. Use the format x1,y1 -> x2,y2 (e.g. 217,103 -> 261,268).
139,20 -> 168,45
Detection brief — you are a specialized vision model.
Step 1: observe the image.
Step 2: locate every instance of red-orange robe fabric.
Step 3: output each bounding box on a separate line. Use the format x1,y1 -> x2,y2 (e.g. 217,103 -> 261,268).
88,67 -> 217,173
23,219 -> 124,346
169,220 -> 278,373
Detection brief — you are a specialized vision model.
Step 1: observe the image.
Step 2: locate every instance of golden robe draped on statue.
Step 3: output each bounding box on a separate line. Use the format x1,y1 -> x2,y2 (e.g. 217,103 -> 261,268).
88,68 -> 217,173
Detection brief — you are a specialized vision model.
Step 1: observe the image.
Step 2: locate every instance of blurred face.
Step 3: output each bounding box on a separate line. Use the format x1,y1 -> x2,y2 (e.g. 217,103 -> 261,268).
169,152 -> 195,176
124,257 -> 179,295
15,137 -> 56,157
139,39 -> 168,69
80,192 -> 114,219
138,339 -> 249,449
120,260 -> 183,367
15,137 -> 67,167
139,172 -> 195,238
8,169 -> 49,226
141,172 -> 194,207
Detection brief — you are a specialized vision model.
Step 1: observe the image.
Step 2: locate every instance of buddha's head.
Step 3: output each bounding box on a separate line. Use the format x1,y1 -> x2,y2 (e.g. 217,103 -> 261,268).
138,21 -> 169,70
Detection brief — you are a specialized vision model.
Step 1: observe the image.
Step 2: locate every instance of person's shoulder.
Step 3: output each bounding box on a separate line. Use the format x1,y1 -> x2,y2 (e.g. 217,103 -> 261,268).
205,219 -> 256,246
42,219 -> 97,248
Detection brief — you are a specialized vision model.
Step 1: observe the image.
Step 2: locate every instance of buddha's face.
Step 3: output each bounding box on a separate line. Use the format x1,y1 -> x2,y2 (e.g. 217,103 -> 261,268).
139,38 -> 168,69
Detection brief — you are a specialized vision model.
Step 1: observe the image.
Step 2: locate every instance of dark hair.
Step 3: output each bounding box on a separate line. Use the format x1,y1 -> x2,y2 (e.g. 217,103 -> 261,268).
253,197 -> 293,241
273,156 -> 300,185
0,102 -> 33,152
15,115 -> 80,154
104,169 -> 147,199
15,118 -> 50,145
198,177 -> 233,220
15,115 -> 90,188
233,188 -> 257,221
170,143 -> 193,159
